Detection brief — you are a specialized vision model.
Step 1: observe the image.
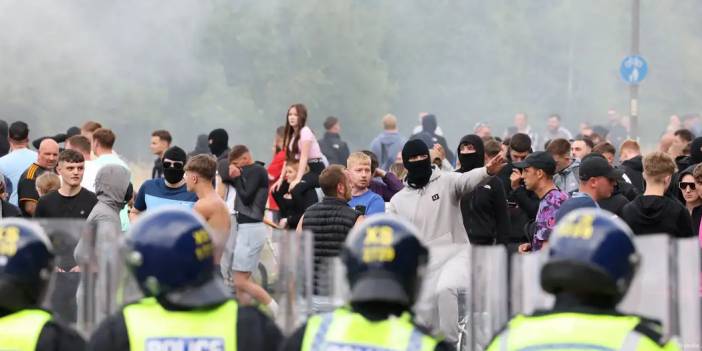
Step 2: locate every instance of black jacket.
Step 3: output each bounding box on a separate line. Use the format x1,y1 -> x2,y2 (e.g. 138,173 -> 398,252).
271,173 -> 319,229
459,177 -> 511,245
598,194 -> 629,217
692,206 -> 702,238
319,132 -> 350,166
302,197 -> 359,294
621,195 -> 694,238
87,301 -> 282,351
303,197 -> 359,257
1,200 -> 21,218
151,158 -> 163,179
620,156 -> 644,193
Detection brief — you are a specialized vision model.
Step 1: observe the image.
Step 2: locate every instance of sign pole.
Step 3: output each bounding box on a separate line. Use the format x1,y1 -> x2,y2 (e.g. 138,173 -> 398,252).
629,0 -> 640,140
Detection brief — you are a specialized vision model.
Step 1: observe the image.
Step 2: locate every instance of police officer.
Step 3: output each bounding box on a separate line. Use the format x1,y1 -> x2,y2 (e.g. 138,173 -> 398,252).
0,218 -> 86,350
88,207 -> 282,350
487,208 -> 680,351
281,214 -> 452,351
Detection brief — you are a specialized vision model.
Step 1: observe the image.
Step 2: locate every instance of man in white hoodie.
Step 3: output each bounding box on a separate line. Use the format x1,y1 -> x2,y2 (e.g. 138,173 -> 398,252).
388,139 -> 505,343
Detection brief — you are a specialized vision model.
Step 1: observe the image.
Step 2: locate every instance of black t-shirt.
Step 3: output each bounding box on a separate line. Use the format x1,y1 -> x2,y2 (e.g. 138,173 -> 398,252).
87,301 -> 282,351
35,188 -> 98,219
18,163 -> 51,216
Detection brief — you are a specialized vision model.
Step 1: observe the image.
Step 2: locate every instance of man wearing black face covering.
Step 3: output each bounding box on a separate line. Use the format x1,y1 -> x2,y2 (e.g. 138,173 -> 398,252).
456,135 -> 510,245
129,146 -> 198,221
388,138 -> 506,343
409,114 -> 456,166
208,128 -> 236,188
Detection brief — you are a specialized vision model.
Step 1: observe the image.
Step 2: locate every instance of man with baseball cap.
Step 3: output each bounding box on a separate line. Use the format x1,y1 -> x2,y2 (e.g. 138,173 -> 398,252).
555,153 -> 621,222
513,151 -> 569,252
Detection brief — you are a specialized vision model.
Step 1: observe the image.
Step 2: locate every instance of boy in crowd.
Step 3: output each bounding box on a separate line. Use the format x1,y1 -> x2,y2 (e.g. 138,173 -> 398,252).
346,152 -> 385,216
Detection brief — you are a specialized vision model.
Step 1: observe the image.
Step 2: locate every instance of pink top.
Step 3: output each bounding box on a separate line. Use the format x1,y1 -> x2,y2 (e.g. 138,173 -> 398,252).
290,126 -> 323,160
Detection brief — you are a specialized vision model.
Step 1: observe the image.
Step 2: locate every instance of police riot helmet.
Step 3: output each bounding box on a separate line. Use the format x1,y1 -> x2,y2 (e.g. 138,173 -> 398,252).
125,207 -> 228,307
341,214 -> 428,306
0,218 -> 55,311
541,208 -> 640,301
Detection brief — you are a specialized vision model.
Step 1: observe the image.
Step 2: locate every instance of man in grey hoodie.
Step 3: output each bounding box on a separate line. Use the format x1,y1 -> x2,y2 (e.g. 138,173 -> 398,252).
74,164 -> 132,322
388,139 -> 505,343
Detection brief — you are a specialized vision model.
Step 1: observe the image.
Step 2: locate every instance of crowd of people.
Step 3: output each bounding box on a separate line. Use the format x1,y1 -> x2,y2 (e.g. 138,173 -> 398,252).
0,105 -> 698,350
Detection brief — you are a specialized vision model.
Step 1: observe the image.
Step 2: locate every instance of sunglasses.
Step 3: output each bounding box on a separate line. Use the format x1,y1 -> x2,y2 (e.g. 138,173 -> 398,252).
679,182 -> 696,191
163,160 -> 184,169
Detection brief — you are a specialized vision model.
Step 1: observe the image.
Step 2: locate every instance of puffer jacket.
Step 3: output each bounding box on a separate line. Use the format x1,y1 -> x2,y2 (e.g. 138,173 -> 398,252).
303,197 -> 359,257
302,196 -> 359,294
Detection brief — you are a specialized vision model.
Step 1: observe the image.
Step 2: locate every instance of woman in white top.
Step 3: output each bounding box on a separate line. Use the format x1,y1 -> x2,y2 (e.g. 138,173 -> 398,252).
273,103 -> 323,192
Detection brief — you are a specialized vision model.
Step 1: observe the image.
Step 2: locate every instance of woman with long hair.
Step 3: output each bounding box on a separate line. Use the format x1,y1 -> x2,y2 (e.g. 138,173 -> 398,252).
680,168 -> 702,237
273,103 -> 323,191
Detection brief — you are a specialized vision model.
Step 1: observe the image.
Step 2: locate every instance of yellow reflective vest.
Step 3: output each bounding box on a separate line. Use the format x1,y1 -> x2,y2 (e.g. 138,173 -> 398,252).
0,309 -> 52,351
123,297 -> 238,351
486,312 -> 680,351
301,307 -> 440,351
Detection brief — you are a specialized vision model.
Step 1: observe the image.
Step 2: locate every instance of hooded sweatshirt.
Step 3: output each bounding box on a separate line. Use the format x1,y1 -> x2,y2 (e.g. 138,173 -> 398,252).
621,195 -> 694,238
73,164 -> 132,319
456,135 -> 511,245
188,134 -> 211,158
620,155 -> 644,193
370,131 -> 407,171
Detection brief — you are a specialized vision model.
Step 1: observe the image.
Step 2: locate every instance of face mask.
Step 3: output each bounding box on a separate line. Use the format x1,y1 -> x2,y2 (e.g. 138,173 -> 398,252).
458,153 -> 482,173
405,158 -> 432,189
208,129 -> 229,157
162,146 -> 187,184
164,168 -> 185,184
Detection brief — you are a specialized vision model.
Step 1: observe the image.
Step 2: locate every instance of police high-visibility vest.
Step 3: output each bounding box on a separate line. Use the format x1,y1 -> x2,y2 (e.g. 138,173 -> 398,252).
123,297 -> 238,351
486,312 -> 680,351
301,307 -> 439,351
0,309 -> 52,351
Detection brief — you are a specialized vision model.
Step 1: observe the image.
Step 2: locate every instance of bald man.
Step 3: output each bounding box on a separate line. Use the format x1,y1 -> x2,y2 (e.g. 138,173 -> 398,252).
18,138 -> 59,216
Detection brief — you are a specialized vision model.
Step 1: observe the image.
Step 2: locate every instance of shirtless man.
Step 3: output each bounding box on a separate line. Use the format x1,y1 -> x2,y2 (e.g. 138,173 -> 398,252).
184,154 -> 231,261
227,145 -> 278,314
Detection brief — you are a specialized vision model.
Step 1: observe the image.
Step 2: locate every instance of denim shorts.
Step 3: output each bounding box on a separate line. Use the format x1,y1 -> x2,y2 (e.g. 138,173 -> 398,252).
231,222 -> 267,273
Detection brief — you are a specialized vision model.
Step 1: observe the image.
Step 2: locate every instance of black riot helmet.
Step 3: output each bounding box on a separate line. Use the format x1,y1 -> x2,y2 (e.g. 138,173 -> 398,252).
0,219 -> 55,312
341,214 -> 429,307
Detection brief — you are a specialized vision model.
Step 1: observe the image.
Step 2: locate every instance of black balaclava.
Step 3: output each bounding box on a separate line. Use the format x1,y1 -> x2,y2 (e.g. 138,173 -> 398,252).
690,137 -> 702,164
402,139 -> 432,189
208,129 -> 229,157
421,114 -> 438,135
457,134 -> 485,173
163,146 -> 187,184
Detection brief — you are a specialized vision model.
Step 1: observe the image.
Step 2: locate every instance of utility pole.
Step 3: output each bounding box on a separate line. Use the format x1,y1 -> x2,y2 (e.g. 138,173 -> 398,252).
629,0 -> 640,140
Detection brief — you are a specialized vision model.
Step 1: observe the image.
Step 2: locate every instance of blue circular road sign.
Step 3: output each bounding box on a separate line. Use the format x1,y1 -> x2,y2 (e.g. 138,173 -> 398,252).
620,55 -> 648,85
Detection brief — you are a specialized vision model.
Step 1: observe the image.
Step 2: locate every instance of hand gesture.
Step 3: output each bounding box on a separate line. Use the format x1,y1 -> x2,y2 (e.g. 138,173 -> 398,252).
228,164 -> 241,178
510,168 -> 522,190
485,152 -> 506,176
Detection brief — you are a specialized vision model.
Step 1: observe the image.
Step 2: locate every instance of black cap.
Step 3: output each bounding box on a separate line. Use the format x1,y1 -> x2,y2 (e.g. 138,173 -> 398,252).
9,121 -> 29,141
579,153 -> 622,181
513,151 -> 556,175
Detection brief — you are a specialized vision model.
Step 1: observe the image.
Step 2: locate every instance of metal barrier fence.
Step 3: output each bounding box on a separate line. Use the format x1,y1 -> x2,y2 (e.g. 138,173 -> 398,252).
32,217 -> 701,347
